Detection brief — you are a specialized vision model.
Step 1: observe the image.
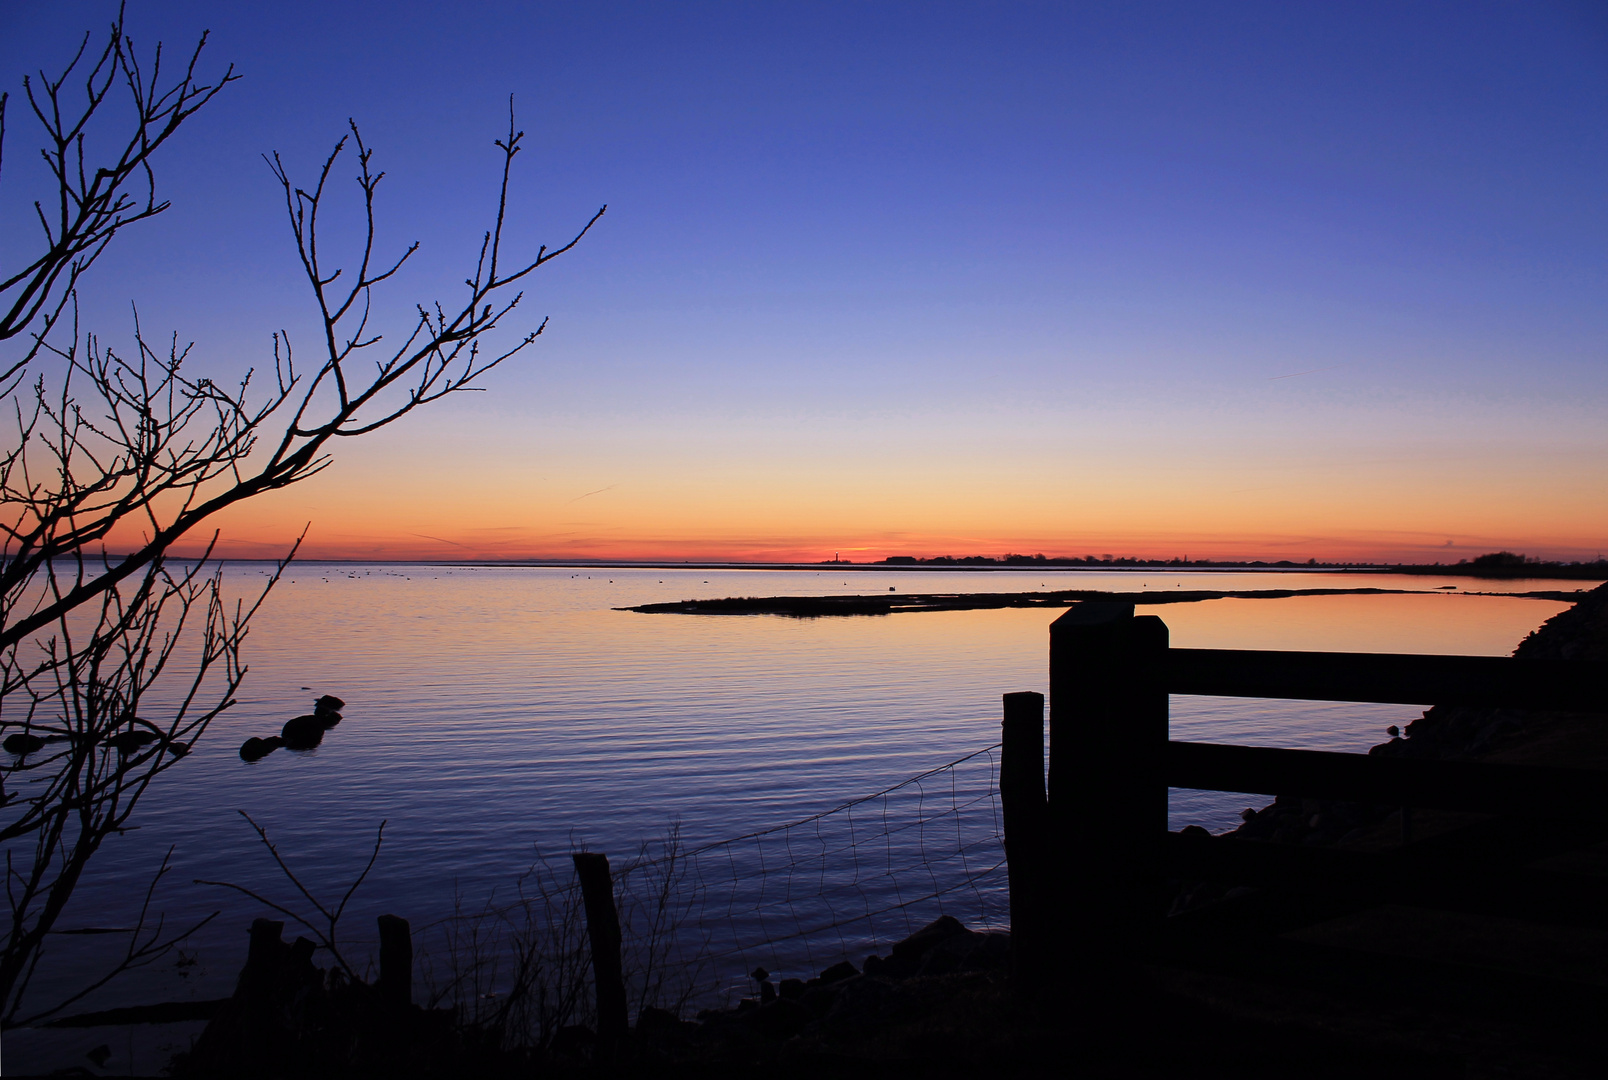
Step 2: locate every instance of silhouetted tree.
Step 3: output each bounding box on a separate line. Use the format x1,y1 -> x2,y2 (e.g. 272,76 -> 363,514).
0,9 -> 603,1024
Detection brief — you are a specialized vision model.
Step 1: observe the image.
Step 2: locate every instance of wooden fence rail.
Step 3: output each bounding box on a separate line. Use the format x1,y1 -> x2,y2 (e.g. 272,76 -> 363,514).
1165,740 -> 1608,820
1168,647 -> 1608,710
999,599 -> 1608,1002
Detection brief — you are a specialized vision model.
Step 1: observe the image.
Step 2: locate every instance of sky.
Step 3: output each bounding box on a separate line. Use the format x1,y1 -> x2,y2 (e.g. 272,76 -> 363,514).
2,1 -> 1605,563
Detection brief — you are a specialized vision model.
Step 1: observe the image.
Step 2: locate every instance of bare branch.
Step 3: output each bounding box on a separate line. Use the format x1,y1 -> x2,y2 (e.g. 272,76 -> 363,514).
195,813 -> 386,978
1,67 -> 597,1026
0,4 -> 236,368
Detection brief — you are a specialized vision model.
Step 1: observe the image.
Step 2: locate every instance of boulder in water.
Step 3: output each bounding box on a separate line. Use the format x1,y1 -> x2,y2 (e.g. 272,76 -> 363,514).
104,730 -> 158,753
240,736 -> 286,761
280,715 -> 326,750
4,733 -> 44,756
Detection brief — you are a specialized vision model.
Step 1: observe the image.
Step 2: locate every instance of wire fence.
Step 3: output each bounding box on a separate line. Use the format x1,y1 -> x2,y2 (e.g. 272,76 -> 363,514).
413,739 -> 1010,1037
652,741 -> 1007,1000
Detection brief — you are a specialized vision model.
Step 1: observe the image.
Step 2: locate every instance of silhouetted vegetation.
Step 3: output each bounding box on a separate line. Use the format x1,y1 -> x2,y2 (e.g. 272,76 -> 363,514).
0,7 -> 602,1028
873,551 -> 1608,579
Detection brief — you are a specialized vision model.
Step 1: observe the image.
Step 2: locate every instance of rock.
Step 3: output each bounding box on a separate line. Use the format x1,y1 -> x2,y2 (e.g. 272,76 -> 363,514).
739,996 -> 811,1039
818,960 -> 858,984
314,695 -> 345,716
822,976 -> 898,1033
965,932 -> 1011,971
240,737 -> 272,762
280,715 -> 326,750
1180,824 -> 1211,838
800,982 -> 840,1018
889,915 -> 968,965
4,733 -> 44,755
877,953 -> 920,978
778,978 -> 805,1000
1236,814 -> 1278,840
636,1005 -> 689,1040
1240,807 -> 1258,822
916,925 -> 985,976
862,954 -> 885,976
103,730 -> 157,753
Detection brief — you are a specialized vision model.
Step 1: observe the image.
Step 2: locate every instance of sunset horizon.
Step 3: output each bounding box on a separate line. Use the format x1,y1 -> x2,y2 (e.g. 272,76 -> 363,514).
8,2 -> 1602,574
5,5 -> 1607,1072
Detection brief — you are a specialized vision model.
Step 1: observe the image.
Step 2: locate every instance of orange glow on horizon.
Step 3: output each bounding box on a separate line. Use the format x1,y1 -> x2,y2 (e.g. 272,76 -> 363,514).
111,402 -> 1607,567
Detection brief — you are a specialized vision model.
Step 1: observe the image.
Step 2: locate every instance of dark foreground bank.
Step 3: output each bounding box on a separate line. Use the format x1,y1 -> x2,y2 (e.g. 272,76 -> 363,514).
1163,580 -> 1608,1079
157,909 -> 1461,1079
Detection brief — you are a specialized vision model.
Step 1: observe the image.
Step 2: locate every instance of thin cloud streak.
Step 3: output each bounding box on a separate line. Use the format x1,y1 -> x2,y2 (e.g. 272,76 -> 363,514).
566,485 -> 617,504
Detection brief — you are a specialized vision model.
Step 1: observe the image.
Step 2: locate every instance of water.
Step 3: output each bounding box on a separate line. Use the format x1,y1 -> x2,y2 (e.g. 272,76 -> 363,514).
7,565 -> 1581,1072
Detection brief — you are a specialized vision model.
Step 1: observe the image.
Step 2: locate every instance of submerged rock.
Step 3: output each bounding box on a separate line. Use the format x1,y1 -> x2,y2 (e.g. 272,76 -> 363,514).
103,729 -> 157,753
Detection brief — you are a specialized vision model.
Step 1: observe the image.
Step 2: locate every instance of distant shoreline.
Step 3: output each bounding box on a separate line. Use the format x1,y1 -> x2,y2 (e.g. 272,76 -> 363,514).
619,585 -> 1589,617
173,557 -> 1608,582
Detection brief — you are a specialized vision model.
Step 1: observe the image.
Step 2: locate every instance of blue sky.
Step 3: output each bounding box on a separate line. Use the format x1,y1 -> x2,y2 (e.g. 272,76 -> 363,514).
3,1 -> 1605,560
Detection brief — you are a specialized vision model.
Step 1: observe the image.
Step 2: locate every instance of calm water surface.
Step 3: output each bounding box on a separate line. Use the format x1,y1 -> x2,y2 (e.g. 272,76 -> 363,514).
13,565 -> 1582,1072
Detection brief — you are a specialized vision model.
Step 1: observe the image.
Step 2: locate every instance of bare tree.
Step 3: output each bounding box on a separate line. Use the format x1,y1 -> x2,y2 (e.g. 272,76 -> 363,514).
0,2 -> 236,390
0,13 -> 603,1025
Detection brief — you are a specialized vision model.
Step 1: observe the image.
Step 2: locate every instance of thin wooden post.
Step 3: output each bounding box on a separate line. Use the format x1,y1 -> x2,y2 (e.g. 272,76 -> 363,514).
573,852 -> 629,1045
1049,603 -> 1169,972
376,914 -> 413,1008
1002,690 -> 1048,1003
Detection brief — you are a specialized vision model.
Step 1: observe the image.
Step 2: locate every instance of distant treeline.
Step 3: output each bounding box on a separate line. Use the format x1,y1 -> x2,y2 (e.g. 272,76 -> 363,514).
869,551 -> 1608,580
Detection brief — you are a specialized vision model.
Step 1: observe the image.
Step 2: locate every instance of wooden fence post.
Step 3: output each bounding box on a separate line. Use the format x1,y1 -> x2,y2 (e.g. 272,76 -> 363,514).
1002,690 -> 1048,1003
241,918 -> 284,1006
573,852 -> 629,1045
1049,603 -> 1170,977
376,914 -> 413,1008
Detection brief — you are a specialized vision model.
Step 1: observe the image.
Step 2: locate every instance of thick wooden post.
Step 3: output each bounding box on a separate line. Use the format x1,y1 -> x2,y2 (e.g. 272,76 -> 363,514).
241,918 -> 284,1006
573,852 -> 629,1045
1049,603 -> 1169,972
376,914 -> 413,1008
1002,691 -> 1048,1003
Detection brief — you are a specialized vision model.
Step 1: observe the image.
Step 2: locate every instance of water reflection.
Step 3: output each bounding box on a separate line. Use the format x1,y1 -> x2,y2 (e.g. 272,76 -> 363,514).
15,564 -> 1579,1063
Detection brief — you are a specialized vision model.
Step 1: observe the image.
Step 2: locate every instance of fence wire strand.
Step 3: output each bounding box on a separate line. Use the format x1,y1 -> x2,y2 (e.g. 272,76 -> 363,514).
612,740 -> 1008,1005
415,738 -> 1009,1023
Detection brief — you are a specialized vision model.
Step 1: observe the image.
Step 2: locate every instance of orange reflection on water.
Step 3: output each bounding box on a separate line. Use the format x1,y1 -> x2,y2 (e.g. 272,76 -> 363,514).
1157,592 -> 1573,655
